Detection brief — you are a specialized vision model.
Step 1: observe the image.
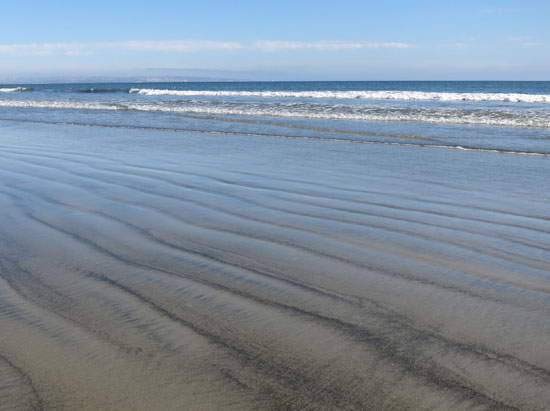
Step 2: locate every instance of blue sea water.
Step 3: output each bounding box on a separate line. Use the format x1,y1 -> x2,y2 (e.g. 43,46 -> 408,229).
1,81 -> 550,154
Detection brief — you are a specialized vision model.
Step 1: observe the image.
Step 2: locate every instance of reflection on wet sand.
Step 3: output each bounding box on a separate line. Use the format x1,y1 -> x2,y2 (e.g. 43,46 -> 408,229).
0,123 -> 549,410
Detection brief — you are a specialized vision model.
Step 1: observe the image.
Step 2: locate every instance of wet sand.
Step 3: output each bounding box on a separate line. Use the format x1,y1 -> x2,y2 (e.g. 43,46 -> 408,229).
0,122 -> 549,410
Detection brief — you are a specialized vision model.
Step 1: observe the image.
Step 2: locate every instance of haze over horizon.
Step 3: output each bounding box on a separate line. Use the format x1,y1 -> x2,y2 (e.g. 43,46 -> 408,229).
1,0 -> 549,81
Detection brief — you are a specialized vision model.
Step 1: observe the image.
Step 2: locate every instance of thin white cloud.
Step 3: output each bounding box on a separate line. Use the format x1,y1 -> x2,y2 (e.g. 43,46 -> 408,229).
65,50 -> 94,56
0,43 -> 68,56
438,39 -> 475,50
254,40 -> 411,51
507,37 -> 545,48
479,7 -> 514,14
109,40 -> 244,52
522,42 -> 544,48
0,39 -> 411,56
453,42 -> 470,49
508,36 -> 532,42
0,40 -> 243,56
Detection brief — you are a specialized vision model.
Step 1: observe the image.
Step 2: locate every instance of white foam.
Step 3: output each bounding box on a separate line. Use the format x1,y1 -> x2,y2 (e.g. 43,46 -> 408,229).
161,104 -> 550,128
129,88 -> 550,103
2,99 -> 549,128
0,100 -> 118,110
0,87 -> 30,92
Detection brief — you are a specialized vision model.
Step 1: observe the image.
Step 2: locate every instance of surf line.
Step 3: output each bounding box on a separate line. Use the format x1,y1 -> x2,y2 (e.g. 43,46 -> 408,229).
0,117 -> 548,157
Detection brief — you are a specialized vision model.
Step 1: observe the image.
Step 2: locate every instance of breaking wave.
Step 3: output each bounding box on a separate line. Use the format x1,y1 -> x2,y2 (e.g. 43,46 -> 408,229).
1,98 -> 549,128
0,87 -> 32,92
129,88 -> 550,103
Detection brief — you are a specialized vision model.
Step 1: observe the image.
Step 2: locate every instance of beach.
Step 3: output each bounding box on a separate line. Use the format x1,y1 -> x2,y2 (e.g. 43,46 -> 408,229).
0,115 -> 549,410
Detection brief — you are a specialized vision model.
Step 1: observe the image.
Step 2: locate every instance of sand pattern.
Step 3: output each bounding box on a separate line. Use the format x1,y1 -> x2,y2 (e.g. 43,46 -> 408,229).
0,123 -> 549,410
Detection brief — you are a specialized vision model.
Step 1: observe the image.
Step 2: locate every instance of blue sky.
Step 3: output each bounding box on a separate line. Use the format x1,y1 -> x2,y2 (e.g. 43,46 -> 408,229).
1,0 -> 549,80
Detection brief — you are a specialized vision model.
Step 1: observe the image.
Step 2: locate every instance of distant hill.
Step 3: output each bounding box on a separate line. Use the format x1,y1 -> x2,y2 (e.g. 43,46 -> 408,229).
0,68 -> 286,84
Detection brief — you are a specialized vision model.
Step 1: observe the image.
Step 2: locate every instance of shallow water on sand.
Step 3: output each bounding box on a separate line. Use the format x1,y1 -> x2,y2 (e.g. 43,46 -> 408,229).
0,121 -> 549,410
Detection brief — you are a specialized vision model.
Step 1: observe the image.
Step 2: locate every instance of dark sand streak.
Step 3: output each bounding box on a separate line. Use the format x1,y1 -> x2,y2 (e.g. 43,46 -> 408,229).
1,155 -> 548,301
3,183 -> 549,398
2,167 -> 548,312
1,181 -> 359,306
3,146 -> 549,262
6,213 -> 396,410
1,162 -> 550,354
0,354 -> 44,411
8,186 -> 550,382
17,211 -> 527,411
1,122 -> 549,410
1,149 -> 546,271
2,145 -> 549,230
4,144 -> 549,260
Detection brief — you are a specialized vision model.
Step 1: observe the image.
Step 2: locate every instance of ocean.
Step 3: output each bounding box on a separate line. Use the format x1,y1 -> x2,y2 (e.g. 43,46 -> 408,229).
1,80 -> 550,154
0,81 -> 549,410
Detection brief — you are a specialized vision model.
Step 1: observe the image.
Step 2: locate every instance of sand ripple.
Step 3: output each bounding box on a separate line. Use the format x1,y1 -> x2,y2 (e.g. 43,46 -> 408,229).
0,123 -> 549,410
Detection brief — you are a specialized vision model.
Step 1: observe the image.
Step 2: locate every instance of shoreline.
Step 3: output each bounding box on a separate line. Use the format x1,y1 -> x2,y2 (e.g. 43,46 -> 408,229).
0,121 -> 549,410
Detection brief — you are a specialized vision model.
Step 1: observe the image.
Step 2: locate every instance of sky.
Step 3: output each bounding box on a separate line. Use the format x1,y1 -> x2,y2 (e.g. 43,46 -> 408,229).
1,0 -> 549,81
